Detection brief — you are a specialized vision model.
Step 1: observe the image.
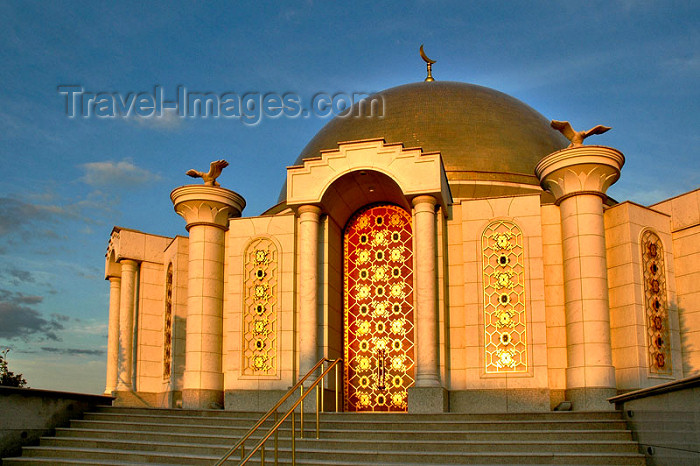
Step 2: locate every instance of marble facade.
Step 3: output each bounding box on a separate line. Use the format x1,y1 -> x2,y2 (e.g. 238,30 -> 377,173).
103,82 -> 699,413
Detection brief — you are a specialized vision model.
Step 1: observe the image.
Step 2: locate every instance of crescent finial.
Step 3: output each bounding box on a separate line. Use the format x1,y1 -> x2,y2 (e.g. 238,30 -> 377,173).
419,44 -> 436,82
419,44 -> 436,64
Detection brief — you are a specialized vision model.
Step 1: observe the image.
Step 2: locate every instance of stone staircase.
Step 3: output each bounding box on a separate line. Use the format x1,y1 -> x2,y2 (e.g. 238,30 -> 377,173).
2,406 -> 646,465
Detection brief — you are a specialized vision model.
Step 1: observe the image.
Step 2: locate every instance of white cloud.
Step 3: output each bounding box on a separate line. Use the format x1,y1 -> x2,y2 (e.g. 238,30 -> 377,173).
478,51 -> 622,93
69,320 -> 107,336
612,186 -> 679,206
80,159 -> 161,187
664,55 -> 700,74
131,108 -> 182,130
0,190 -> 119,250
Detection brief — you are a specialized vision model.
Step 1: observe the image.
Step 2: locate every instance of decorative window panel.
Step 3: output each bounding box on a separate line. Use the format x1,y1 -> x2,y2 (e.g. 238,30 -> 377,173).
641,230 -> 671,375
481,221 -> 527,373
163,264 -> 173,380
242,238 -> 278,376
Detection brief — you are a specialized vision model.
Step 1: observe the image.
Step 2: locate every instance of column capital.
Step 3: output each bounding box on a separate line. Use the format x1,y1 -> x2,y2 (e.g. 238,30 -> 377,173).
535,145 -> 624,204
118,258 -> 139,268
411,195 -> 437,209
171,185 -> 246,231
297,204 -> 322,217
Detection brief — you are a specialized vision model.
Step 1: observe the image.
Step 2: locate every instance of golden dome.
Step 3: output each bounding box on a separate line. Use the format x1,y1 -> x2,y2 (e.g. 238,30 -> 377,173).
279,81 -> 568,202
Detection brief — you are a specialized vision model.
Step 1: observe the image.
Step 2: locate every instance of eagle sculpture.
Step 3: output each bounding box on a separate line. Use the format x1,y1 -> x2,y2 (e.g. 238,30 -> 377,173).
186,159 -> 229,186
550,120 -> 611,147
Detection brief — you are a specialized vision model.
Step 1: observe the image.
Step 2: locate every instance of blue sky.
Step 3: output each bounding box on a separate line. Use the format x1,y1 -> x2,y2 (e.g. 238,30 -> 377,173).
0,1 -> 698,394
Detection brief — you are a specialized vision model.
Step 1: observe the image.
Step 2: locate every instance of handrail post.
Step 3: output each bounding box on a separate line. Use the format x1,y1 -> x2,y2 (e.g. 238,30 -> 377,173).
274,411 -> 278,466
260,442 -> 265,465
300,385 -> 304,439
335,360 -> 339,412
291,410 -> 296,466
241,443 -> 245,462
316,383 -> 320,439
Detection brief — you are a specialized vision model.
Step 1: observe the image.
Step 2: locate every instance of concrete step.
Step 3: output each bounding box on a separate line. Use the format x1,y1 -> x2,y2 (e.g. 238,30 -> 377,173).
293,427 -> 634,442
289,448 -> 646,465
93,405 -> 261,418
94,405 -> 624,421
7,445 -> 646,465
289,449 -> 647,465
40,435 -> 642,455
55,425 -> 635,443
2,407 -> 646,466
3,447 -> 217,465
74,415 -> 630,432
310,419 -> 629,431
315,411 -> 626,422
68,418 -> 259,435
82,411 -> 264,426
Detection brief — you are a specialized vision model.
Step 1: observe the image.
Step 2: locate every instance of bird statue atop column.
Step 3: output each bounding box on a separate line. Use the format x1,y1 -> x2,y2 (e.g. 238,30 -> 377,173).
186,159 -> 229,186
550,120 -> 611,148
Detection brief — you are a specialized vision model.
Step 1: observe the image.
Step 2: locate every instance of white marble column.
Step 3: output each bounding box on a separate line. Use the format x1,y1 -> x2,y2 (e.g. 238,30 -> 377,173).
184,224 -> 225,405
536,145 -> 624,411
412,195 -> 441,387
560,194 -> 616,394
297,205 -> 322,379
171,184 -> 245,409
104,274 -> 121,394
116,259 -> 138,391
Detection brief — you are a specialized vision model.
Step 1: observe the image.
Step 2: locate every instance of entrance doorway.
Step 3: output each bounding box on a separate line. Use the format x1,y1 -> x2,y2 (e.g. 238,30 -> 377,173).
343,204 -> 415,411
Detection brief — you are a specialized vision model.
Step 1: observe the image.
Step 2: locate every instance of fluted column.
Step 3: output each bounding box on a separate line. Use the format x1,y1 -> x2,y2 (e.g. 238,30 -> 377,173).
116,259 -> 138,391
536,145 -> 624,411
104,274 -> 121,394
297,205 -> 322,379
171,185 -> 245,409
412,195 -> 441,387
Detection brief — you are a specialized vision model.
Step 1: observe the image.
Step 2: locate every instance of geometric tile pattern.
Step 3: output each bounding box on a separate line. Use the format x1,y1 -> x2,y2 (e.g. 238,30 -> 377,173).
242,238 -> 278,376
163,263 -> 173,380
344,204 -> 415,411
641,230 -> 672,375
481,220 -> 528,373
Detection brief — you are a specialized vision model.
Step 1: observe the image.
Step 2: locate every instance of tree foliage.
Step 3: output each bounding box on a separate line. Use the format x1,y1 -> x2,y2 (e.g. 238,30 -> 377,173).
0,348 -> 28,387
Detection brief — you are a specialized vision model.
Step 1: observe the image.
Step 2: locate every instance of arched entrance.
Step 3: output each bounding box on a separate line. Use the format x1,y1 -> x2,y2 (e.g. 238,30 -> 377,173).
343,204 -> 415,412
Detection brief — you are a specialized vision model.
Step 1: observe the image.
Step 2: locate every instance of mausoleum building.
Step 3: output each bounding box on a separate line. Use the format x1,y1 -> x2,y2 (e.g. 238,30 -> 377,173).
102,78 -> 700,414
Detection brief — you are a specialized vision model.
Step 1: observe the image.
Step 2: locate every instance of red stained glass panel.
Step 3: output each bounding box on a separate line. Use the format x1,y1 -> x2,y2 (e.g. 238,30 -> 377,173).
343,204 -> 415,412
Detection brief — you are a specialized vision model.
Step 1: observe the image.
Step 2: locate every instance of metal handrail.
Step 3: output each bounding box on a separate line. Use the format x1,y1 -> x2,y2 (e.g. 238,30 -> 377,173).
214,358 -> 342,465
240,358 -> 342,465
213,358 -> 326,465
